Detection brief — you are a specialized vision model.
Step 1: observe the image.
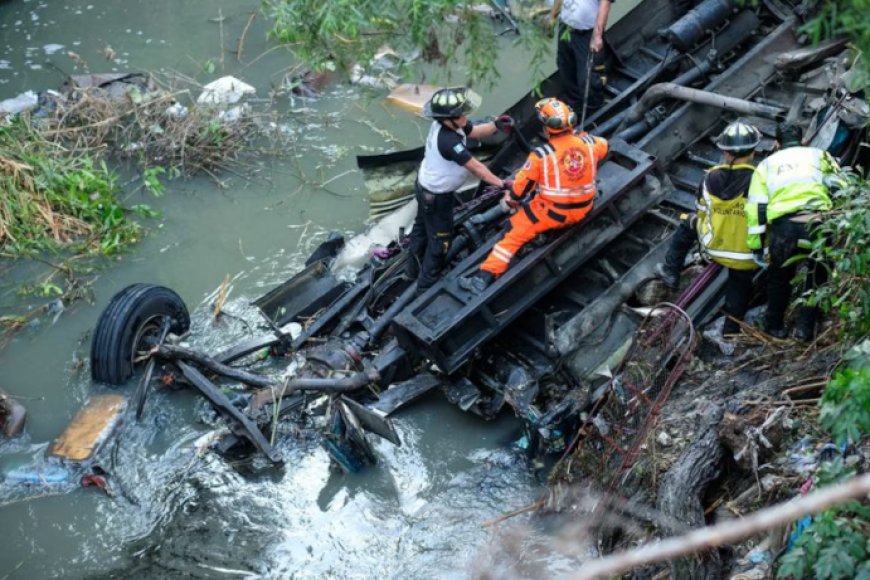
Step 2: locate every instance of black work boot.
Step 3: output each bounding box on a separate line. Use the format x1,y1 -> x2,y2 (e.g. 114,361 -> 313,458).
793,307 -> 817,342
722,318 -> 741,336
404,257 -> 420,280
655,262 -> 680,290
459,271 -> 494,293
760,316 -> 788,339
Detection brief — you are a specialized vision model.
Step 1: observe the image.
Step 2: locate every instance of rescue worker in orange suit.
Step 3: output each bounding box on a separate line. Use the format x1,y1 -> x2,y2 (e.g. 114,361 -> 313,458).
408,87 -> 514,296
460,98 -> 608,292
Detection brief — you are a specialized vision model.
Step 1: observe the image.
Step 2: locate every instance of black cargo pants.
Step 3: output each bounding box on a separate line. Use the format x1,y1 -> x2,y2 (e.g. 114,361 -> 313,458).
556,24 -> 606,114
665,216 -> 755,335
766,217 -> 827,333
407,182 -> 455,294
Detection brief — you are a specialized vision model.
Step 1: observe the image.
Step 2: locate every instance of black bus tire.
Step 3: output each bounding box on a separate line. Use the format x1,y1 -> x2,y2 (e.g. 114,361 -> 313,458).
91,284 -> 190,385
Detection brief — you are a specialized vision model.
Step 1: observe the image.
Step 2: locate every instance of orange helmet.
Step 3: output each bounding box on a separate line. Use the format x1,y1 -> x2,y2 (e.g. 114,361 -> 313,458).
535,98 -> 576,134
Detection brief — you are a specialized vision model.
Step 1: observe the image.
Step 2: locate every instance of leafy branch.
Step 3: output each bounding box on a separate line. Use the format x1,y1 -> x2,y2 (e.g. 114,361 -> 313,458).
263,0 -> 550,87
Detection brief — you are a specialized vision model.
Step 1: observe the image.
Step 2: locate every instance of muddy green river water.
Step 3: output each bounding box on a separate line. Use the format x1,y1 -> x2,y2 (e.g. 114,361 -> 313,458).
0,0 -> 635,576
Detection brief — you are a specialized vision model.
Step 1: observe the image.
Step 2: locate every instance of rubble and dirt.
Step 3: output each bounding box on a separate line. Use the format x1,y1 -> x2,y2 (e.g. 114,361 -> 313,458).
540,322 -> 866,578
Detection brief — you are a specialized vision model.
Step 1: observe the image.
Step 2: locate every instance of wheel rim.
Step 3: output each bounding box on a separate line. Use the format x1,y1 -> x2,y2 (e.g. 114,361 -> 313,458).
130,314 -> 169,368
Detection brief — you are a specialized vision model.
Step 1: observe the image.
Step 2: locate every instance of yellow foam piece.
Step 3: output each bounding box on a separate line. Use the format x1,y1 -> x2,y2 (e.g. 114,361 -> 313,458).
50,394 -> 127,462
384,84 -> 438,115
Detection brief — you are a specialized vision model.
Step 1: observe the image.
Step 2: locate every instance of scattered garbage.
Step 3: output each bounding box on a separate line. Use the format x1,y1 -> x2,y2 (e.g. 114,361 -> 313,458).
217,104 -> 250,122
783,437 -> 853,477
197,75 -> 256,105
49,394 -> 126,462
0,90 -> 38,115
80,473 -> 112,495
702,316 -> 736,355
0,388 -> 26,438
165,102 -> 188,119
656,431 -> 672,447
4,463 -> 72,486
349,46 -> 420,90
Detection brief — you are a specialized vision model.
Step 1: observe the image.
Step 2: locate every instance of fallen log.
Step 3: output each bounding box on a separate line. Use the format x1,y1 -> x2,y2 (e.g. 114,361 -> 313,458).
656,402 -> 726,579
153,344 -> 277,389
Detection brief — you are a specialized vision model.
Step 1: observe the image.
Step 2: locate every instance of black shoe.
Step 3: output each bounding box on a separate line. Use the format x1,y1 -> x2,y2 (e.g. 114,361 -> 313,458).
459,271 -> 494,293
722,320 -> 741,336
654,262 -> 680,289
755,313 -> 787,339
793,324 -> 815,342
793,308 -> 817,342
404,257 -> 420,280
765,326 -> 788,339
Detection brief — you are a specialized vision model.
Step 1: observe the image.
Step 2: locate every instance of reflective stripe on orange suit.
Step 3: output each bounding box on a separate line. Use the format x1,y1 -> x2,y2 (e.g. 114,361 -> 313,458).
481,132 -> 608,277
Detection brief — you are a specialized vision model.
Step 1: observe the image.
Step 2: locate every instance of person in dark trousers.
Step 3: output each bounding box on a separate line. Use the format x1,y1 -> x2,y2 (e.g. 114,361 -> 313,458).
407,87 -> 513,295
656,120 -> 762,335
745,123 -> 840,340
551,0 -> 613,115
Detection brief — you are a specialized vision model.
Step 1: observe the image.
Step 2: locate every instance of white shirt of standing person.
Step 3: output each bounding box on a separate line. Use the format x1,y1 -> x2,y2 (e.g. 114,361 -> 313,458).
557,0 -> 602,31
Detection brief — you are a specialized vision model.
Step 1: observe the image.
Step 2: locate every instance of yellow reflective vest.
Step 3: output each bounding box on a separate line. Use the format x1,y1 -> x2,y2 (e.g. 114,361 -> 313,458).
745,147 -> 837,250
696,163 -> 759,271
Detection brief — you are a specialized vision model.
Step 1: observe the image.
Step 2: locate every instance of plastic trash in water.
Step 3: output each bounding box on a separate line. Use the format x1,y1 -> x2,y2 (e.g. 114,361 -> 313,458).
0,90 -> 38,115
4,463 -> 72,486
197,76 -> 255,105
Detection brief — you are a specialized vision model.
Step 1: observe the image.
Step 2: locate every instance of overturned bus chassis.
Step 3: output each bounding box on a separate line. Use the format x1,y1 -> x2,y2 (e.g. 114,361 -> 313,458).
89,0 -> 868,472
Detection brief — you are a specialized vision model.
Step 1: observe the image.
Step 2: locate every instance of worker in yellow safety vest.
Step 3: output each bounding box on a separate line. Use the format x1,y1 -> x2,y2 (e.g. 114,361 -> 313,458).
655,120 -> 762,335
745,123 -> 839,340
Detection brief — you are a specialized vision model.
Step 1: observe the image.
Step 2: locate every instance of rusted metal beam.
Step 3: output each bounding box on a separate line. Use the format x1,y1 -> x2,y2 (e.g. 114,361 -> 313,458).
155,344 -> 277,389
248,369 -> 380,414
177,361 -> 283,464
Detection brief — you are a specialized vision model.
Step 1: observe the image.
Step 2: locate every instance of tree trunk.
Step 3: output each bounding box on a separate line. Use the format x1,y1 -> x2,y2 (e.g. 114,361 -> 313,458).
657,402 -> 725,579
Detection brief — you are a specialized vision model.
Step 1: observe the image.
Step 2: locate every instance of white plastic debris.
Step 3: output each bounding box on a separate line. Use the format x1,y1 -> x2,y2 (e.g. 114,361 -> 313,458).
332,200 -> 417,273
657,431 -> 672,447
165,102 -> 188,119
349,64 -> 397,90
0,90 -> 38,115
217,103 -> 249,122
703,316 -> 736,356
279,322 -> 303,339
197,76 -> 255,105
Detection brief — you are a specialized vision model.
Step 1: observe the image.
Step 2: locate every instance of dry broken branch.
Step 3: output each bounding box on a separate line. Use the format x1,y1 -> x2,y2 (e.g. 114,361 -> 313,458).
572,472 -> 870,579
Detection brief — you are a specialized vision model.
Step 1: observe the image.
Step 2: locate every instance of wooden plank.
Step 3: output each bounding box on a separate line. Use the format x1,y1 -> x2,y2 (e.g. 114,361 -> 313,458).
50,394 -> 127,462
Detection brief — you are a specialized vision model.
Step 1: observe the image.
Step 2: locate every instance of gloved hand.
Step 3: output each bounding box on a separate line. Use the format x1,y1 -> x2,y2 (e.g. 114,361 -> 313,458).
753,250 -> 768,270
501,178 -> 515,192
494,115 -> 515,134
502,192 -> 519,209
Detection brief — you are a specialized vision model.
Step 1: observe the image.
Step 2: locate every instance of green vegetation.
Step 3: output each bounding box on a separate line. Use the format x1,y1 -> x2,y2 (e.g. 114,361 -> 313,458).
0,119 -> 143,257
777,458 -> 870,579
819,342 -> 870,446
778,174 -> 870,578
263,0 -> 550,87
802,1 -> 870,69
798,171 -> 870,339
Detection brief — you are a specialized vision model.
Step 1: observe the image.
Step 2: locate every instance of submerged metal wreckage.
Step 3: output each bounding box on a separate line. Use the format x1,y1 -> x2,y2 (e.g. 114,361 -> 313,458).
74,0 -> 867,474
